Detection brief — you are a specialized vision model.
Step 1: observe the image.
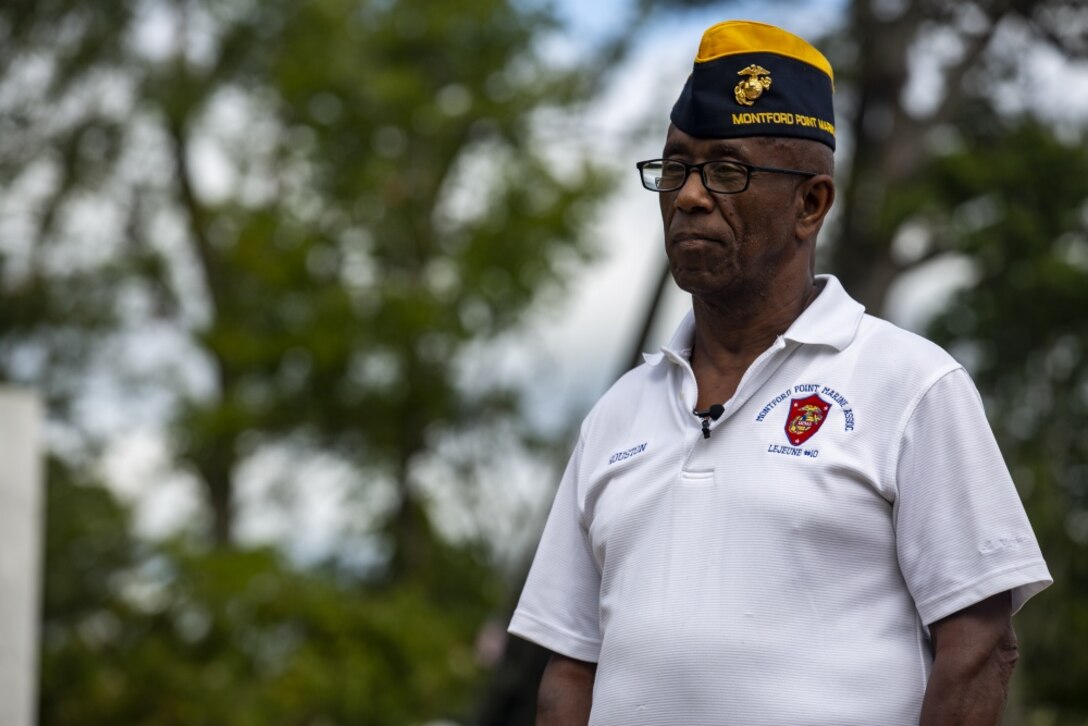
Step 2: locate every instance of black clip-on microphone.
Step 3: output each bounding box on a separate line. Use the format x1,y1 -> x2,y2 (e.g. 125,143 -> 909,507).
694,404 -> 725,439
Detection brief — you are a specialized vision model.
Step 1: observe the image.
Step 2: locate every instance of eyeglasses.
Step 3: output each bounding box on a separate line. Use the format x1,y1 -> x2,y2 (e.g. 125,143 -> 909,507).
636,158 -> 816,194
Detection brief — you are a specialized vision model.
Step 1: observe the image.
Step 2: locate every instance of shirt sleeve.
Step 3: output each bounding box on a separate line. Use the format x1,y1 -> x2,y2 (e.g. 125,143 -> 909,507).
508,435 -> 603,662
894,367 -> 1052,626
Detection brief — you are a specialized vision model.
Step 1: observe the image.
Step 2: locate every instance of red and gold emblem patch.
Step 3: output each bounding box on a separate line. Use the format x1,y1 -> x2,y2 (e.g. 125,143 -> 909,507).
784,394 -> 832,446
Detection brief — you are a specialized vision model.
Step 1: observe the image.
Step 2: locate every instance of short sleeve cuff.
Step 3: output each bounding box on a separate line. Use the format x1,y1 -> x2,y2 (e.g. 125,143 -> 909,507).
508,609 -> 602,663
915,560 -> 1053,626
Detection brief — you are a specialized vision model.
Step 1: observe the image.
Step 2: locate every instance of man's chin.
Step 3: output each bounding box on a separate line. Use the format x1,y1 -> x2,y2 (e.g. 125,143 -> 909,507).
671,265 -> 726,289
671,271 -> 762,302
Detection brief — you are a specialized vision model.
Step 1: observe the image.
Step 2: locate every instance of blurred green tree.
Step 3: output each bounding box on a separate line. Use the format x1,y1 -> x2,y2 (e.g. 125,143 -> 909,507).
922,120 -> 1088,722
0,0 -> 610,557
2,0 -> 616,722
41,459 -> 506,725
823,0 -> 1087,314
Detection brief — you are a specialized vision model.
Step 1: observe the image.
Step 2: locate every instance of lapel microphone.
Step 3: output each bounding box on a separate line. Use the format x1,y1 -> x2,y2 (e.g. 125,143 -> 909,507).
694,404 -> 726,439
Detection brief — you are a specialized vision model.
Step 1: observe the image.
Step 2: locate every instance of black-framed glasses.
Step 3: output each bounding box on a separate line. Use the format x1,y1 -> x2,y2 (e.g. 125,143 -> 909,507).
636,158 -> 816,194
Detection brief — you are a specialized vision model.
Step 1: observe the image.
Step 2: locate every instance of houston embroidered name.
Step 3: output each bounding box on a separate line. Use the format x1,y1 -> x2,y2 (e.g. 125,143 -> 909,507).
609,443 -> 648,465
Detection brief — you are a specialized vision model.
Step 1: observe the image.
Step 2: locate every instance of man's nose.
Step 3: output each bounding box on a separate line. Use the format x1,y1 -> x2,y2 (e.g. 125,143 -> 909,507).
674,167 -> 714,212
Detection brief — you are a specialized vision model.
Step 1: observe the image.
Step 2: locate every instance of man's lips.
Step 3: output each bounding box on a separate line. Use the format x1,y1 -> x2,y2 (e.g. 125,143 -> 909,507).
670,231 -> 724,246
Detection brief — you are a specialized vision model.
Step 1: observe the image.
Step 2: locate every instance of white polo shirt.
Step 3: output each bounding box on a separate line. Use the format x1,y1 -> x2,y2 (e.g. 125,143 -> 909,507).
509,275 -> 1051,726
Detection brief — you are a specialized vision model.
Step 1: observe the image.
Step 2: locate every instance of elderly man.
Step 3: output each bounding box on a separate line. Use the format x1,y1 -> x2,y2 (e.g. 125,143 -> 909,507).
508,19 -> 1052,726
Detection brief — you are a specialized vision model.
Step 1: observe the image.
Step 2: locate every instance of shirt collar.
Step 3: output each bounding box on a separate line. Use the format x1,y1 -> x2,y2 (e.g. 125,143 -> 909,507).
781,274 -> 865,349
642,310 -> 696,367
643,274 -> 865,367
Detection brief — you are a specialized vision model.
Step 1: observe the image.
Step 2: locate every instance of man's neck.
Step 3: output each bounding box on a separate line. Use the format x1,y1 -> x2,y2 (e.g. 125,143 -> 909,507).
689,277 -> 818,409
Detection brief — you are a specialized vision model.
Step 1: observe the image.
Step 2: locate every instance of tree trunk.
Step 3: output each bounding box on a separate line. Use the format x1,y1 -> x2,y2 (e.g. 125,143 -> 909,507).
195,432 -> 237,548
829,0 -> 924,316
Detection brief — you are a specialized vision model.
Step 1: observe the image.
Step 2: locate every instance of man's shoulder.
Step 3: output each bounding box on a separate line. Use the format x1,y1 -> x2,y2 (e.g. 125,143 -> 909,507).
851,313 -> 962,378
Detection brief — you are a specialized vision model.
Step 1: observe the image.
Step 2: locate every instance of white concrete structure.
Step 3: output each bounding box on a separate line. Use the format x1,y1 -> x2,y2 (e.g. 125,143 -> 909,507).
0,388 -> 43,726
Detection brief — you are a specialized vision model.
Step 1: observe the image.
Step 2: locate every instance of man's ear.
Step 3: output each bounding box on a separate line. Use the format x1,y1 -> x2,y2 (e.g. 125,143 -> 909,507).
796,175 -> 835,241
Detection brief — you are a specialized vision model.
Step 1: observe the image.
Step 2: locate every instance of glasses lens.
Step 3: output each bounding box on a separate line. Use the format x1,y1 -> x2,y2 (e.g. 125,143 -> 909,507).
640,160 -> 687,191
704,161 -> 749,193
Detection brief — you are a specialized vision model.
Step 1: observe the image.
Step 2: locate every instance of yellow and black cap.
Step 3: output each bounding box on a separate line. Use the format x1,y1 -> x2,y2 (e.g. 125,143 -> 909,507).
670,20 -> 836,150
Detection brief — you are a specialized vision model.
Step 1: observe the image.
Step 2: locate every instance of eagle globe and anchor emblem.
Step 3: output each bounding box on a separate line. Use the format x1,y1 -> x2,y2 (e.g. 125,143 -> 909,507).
784,394 -> 832,446
734,64 -> 772,106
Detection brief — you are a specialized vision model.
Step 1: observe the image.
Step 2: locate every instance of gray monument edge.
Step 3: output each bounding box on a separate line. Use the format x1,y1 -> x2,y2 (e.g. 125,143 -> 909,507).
0,387 -> 43,726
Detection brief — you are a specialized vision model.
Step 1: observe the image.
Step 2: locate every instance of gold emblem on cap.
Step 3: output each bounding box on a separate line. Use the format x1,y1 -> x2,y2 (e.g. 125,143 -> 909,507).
734,64 -> 772,106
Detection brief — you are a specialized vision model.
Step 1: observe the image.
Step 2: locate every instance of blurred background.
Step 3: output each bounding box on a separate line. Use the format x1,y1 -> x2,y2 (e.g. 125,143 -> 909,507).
1,0 -> 1087,723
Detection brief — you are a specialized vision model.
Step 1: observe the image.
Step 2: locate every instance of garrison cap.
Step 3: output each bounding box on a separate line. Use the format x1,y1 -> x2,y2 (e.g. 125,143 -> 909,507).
671,20 -> 836,150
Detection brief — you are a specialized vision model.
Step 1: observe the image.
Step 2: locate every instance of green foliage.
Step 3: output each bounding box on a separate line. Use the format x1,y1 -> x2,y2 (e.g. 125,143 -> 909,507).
5,0 -> 612,720
0,0 -> 611,546
41,461 -> 505,725
923,120 -> 1088,719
